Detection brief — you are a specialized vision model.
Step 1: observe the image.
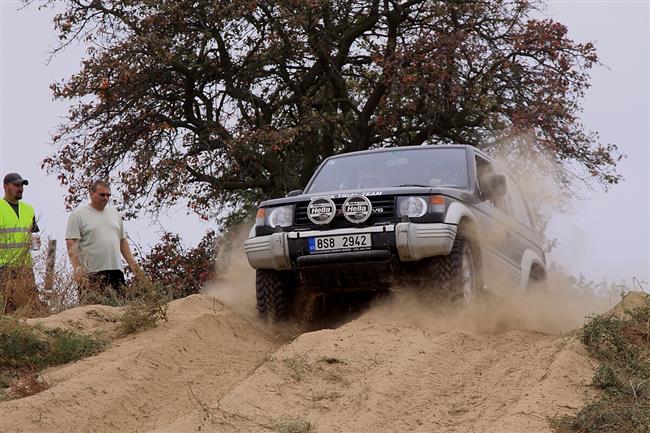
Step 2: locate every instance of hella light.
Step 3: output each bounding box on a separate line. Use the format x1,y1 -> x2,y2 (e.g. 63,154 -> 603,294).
266,206 -> 293,228
397,196 -> 427,218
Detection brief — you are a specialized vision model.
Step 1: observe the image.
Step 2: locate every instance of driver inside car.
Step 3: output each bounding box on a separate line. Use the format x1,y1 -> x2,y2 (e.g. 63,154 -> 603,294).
358,174 -> 384,189
429,165 -> 461,186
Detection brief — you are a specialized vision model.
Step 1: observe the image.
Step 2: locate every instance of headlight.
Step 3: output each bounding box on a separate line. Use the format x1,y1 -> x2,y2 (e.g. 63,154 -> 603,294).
397,196 -> 427,218
266,206 -> 293,227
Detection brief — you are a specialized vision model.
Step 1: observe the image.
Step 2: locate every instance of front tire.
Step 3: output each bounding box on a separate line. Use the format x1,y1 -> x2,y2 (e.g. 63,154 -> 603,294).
431,236 -> 480,303
255,269 -> 293,322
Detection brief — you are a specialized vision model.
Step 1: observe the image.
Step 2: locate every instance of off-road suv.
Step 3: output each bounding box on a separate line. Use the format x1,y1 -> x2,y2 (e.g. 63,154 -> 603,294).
245,145 -> 546,321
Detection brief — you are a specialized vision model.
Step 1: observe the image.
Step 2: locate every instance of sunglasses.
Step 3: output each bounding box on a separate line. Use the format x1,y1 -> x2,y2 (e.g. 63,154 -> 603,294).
99,193 -> 112,197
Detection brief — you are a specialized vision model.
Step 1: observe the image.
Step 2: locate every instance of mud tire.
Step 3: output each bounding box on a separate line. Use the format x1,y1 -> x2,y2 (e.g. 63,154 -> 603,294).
429,236 -> 480,303
255,269 -> 294,322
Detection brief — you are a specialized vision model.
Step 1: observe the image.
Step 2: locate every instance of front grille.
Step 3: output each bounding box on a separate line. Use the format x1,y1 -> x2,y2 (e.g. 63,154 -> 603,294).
294,196 -> 395,228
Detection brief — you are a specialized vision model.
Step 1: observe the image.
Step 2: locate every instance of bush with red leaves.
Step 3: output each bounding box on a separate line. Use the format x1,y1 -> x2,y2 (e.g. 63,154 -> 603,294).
133,230 -> 219,299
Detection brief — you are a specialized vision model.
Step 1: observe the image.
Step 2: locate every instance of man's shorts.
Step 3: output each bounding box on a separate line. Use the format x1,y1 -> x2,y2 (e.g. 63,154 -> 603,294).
87,270 -> 126,295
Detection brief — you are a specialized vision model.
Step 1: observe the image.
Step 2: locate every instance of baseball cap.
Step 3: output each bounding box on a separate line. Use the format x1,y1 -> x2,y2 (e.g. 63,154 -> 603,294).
3,173 -> 29,186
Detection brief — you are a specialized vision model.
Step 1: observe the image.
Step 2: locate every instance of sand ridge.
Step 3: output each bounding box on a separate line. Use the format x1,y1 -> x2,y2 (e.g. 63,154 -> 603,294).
153,302 -> 599,433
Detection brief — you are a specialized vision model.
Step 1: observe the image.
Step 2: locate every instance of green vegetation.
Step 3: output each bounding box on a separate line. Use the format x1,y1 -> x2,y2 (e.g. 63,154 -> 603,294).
0,316 -> 107,399
0,276 -> 171,399
553,293 -> 650,433
276,418 -> 314,433
1,317 -> 106,369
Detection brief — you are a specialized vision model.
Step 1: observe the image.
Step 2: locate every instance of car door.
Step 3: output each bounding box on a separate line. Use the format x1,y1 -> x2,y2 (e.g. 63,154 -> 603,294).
471,155 -> 522,290
502,173 -> 546,286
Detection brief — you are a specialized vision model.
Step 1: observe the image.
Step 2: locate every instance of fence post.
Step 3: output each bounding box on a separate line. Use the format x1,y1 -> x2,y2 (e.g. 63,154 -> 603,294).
43,239 -> 57,292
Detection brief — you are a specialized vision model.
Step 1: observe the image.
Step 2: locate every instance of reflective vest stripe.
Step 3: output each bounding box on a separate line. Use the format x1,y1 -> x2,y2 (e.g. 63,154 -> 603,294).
0,242 -> 31,249
0,227 -> 30,233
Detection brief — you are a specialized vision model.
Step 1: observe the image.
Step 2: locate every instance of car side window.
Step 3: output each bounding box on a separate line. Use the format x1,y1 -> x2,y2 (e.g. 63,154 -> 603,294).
505,174 -> 533,228
475,155 -> 511,214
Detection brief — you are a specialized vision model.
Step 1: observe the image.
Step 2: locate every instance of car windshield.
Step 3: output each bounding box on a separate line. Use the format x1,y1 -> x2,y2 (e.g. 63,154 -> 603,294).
306,147 -> 469,193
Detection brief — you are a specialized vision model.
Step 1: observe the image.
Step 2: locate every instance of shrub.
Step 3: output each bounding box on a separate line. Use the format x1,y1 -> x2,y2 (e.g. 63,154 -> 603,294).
552,293 -> 650,433
0,317 -> 47,369
45,328 -> 107,365
117,282 -> 169,336
133,230 -> 219,299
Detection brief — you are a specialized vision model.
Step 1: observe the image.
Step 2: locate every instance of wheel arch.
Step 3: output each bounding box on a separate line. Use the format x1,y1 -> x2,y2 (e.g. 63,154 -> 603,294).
449,204 -> 483,289
520,250 -> 546,290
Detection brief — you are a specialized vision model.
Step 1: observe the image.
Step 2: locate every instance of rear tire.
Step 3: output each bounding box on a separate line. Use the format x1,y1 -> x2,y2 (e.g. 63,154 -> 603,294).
256,269 -> 294,322
527,265 -> 547,292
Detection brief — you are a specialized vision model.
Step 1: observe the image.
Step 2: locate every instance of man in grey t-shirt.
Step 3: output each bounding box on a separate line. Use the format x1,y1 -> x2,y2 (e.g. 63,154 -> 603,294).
65,180 -> 143,300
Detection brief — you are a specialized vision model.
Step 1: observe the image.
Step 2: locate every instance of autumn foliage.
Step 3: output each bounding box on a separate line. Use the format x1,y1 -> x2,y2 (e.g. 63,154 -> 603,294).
135,231 -> 219,299
39,0 -> 621,220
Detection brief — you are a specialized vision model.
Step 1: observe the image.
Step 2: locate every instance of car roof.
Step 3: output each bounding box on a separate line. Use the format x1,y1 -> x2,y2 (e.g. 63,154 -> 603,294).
324,144 -> 489,161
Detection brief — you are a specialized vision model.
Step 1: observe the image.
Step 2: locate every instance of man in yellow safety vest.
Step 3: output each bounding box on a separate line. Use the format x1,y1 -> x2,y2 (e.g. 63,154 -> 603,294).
0,173 -> 41,314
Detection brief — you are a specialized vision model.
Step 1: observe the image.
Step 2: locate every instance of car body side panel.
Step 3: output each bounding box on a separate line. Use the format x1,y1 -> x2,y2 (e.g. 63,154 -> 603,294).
482,246 -> 521,289
472,201 -> 522,290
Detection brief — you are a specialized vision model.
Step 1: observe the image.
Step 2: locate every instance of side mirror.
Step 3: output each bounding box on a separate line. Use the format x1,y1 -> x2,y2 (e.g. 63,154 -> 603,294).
286,189 -> 303,197
484,174 -> 507,198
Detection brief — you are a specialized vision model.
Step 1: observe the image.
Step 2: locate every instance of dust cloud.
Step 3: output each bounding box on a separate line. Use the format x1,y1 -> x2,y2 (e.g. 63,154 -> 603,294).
366,273 -> 616,336
201,231 -> 617,338
202,223 -> 257,318
491,132 -> 571,221
203,223 -> 616,336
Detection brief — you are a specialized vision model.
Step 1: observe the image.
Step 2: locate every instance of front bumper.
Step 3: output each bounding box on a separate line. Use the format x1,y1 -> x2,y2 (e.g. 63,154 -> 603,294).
244,223 -> 457,271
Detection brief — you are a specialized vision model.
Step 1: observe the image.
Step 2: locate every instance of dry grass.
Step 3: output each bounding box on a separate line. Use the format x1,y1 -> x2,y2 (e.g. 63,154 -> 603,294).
7,244 -> 125,315
0,267 -> 48,317
275,418 -> 314,433
3,371 -> 50,400
117,281 -> 169,336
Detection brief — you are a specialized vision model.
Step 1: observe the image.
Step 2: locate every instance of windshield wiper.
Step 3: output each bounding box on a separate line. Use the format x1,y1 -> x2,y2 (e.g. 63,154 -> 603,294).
391,184 -> 429,187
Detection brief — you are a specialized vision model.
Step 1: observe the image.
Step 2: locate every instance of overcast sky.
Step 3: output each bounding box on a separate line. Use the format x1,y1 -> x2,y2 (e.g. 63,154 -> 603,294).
0,0 -> 648,285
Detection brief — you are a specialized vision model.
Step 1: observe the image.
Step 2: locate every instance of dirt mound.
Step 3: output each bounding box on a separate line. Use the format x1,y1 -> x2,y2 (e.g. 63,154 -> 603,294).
0,295 -> 279,433
207,329 -> 592,433
26,304 -> 122,338
153,291 -> 605,433
1,278 -> 623,433
604,291 -> 649,319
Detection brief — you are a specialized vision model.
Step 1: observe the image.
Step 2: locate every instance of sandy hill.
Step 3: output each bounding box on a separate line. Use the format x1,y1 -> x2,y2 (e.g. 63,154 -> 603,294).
1,295 -> 279,433
0,279 -> 624,433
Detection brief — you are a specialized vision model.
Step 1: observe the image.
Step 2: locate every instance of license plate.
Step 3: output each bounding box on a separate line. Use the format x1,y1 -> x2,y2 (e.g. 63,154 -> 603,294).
308,234 -> 372,253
